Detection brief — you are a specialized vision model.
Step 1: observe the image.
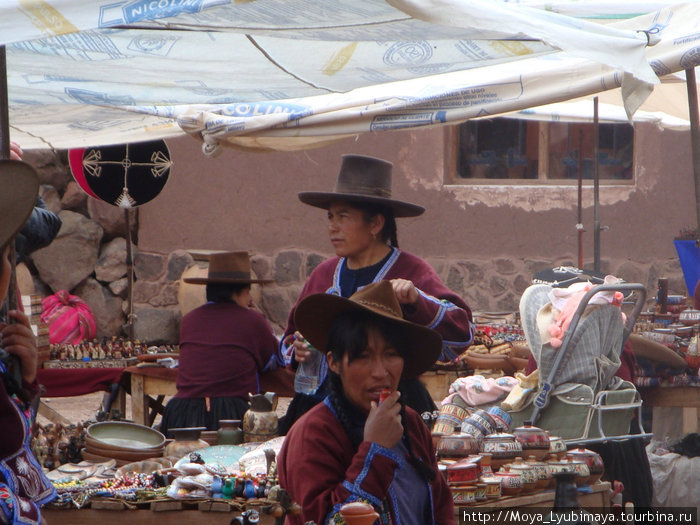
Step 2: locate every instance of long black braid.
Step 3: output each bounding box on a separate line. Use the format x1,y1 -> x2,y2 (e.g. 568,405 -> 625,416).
326,311 -> 435,482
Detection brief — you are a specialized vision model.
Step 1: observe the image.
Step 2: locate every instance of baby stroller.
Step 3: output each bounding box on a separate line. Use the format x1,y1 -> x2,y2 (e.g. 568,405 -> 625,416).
508,280 -> 652,445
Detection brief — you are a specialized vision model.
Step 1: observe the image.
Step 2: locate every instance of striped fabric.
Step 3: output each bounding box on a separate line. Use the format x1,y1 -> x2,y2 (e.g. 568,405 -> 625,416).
40,290 -> 96,344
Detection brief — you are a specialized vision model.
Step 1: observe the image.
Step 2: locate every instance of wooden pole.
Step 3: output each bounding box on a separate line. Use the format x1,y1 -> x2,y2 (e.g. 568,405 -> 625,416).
0,46 -> 9,159
125,209 -> 135,341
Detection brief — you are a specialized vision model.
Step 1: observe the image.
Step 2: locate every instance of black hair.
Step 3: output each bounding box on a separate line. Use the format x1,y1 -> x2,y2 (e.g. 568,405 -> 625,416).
205,282 -> 250,303
351,201 -> 399,248
325,309 -> 435,482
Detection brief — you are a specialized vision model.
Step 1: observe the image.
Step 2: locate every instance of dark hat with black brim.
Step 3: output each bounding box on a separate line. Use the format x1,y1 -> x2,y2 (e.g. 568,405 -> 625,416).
183,251 -> 273,285
294,280 -> 441,379
0,160 -> 39,248
298,154 -> 425,218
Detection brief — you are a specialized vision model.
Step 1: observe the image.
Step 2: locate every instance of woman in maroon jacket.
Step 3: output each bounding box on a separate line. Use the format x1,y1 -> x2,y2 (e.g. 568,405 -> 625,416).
278,154 -> 473,433
0,160 -> 56,525
278,281 -> 455,525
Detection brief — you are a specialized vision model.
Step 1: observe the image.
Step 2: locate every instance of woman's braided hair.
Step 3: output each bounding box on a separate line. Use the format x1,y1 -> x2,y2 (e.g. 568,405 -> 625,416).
326,310 -> 435,482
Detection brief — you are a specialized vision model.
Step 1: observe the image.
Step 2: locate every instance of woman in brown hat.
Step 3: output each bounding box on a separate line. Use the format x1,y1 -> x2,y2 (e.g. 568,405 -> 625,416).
278,281 -> 454,525
0,159 -> 57,524
278,154 -> 474,433
159,251 -> 279,437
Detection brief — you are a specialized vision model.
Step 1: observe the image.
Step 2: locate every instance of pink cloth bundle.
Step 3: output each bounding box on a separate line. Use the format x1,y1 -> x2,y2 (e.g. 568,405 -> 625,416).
41,290 -> 96,344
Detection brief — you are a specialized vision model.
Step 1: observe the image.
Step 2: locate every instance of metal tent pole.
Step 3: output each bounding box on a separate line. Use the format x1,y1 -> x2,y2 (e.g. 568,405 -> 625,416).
687,68 -> 700,236
593,97 -> 601,273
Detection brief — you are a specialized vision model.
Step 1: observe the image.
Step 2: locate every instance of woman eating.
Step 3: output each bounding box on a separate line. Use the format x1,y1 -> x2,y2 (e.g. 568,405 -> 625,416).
278,154 -> 473,433
277,280 -> 455,525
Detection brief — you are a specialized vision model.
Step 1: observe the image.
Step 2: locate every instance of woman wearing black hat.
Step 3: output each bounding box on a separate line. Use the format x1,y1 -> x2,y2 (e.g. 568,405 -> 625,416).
278,281 -> 454,525
0,160 -> 56,524
159,251 -> 278,437
278,154 -> 473,433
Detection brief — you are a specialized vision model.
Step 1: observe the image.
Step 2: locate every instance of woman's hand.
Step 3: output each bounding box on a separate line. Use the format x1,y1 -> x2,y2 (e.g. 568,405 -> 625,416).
1,310 -> 39,384
364,390 -> 403,449
291,331 -> 312,363
10,141 -> 22,161
390,278 -> 418,305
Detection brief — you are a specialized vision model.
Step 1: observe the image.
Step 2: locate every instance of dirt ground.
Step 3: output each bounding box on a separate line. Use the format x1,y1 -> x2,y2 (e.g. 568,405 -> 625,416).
37,393 -> 292,430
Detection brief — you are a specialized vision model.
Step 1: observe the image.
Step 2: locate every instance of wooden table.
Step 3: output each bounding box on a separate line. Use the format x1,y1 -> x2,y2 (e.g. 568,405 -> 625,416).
44,501 -> 275,524
639,386 -> 700,435
36,367 -> 126,424
120,366 -> 296,427
462,481 -> 611,511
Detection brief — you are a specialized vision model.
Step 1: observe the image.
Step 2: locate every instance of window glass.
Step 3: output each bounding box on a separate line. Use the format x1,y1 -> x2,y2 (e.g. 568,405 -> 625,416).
453,118 -> 633,182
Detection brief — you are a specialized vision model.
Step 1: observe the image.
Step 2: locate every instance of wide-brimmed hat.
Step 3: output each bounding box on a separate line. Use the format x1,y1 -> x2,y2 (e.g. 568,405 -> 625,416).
298,154 -> 425,218
294,280 -> 441,378
183,251 -> 272,285
0,160 -> 39,248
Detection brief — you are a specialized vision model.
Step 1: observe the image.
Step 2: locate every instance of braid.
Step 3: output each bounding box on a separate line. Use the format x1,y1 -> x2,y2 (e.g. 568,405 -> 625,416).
399,398 -> 436,482
327,372 -> 361,447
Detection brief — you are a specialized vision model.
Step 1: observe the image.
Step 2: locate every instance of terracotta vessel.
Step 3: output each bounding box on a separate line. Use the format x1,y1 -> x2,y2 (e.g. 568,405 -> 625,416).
566,448 -> 604,484
339,502 -> 379,525
217,419 -> 244,445
437,433 -> 480,459
478,452 -> 493,476
481,477 -> 502,499
493,468 -> 523,496
502,457 -> 537,493
451,484 -> 477,505
563,457 -> 590,486
512,421 -> 549,460
164,427 -> 209,458
547,432 -> 568,460
446,460 -> 480,485
480,433 -> 522,469
486,406 -> 512,433
525,455 -> 552,490
469,409 -> 498,435
242,393 -> 279,443
474,482 -> 488,502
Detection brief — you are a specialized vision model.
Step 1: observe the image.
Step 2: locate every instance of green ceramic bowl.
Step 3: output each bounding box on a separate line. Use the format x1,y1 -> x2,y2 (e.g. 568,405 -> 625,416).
87,421 -> 166,451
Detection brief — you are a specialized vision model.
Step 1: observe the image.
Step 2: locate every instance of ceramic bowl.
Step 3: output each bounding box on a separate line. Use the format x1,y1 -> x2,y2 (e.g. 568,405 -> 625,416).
87,421 -> 166,451
85,442 -> 164,462
512,421 -> 549,459
680,309 -> 700,326
566,448 -> 603,484
493,469 -> 522,496
486,406 -> 512,433
480,432 -> 522,463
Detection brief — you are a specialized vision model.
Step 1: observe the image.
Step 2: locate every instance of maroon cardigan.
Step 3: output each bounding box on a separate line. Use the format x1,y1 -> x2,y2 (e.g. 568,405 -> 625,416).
278,399 -> 455,525
280,248 -> 473,366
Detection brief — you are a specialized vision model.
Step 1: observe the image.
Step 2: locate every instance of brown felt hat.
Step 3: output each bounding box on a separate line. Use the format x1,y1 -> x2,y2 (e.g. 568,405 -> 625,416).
294,280 -> 442,379
183,251 -> 272,285
298,154 -> 425,218
0,160 -> 39,248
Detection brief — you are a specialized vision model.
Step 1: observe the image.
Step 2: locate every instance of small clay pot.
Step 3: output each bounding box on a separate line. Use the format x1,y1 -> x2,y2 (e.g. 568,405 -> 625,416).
339,502 -> 380,525
493,468 -> 523,496
512,421 -> 549,460
480,433 -> 522,468
446,460 -> 480,485
563,457 -> 591,486
547,432 -> 568,460
525,455 -> 552,490
437,433 -> 481,459
481,476 -> 502,499
503,457 -> 537,493
451,484 -> 477,505
566,448 -> 604,485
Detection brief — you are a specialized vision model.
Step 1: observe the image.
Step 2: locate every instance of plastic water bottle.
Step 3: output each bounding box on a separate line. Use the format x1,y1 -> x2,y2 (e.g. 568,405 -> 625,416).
294,346 -> 323,395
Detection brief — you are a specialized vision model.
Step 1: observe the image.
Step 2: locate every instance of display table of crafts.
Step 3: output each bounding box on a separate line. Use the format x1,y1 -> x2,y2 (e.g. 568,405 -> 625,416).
37,367 -> 126,424
119,366 -> 296,426
43,500 -> 277,525
454,481 -> 611,512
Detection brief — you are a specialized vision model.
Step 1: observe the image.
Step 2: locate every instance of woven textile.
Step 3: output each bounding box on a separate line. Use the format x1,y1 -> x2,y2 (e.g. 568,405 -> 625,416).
40,290 -> 96,344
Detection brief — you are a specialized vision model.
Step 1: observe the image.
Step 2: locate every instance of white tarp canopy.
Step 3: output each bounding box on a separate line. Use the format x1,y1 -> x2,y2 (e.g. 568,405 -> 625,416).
2,0 -> 699,153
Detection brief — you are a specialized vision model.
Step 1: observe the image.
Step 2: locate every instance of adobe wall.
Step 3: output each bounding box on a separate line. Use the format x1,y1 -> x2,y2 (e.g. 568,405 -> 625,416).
130,122 -> 693,342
